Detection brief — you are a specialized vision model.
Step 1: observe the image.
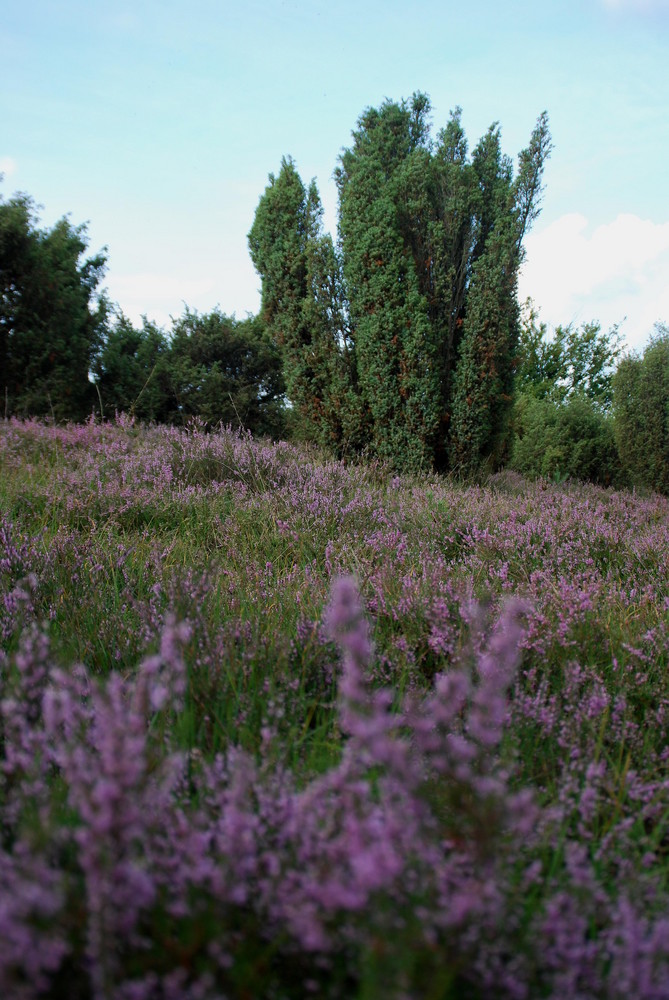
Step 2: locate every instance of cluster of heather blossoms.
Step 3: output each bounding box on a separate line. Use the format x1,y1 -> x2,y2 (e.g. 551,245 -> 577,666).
1,418 -> 669,996
0,581 -> 666,996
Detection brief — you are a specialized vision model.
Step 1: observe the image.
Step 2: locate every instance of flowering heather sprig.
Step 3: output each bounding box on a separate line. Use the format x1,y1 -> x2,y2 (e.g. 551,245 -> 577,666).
409,596 -> 538,850
0,513 -> 43,639
132,614 -> 191,714
318,579 -> 536,957
40,619 -> 191,1000
0,624 -> 55,834
325,576 -> 414,781
0,840 -> 68,999
50,671 -> 159,998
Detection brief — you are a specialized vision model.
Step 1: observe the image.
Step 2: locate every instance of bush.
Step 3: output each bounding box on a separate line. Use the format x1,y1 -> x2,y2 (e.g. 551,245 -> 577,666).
166,309 -> 288,438
613,324 -> 669,495
93,313 -> 171,422
511,391 -> 621,485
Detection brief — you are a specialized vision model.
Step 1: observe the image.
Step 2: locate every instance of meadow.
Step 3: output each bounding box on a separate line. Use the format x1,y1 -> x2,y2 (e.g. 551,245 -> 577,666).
1,415 -> 669,999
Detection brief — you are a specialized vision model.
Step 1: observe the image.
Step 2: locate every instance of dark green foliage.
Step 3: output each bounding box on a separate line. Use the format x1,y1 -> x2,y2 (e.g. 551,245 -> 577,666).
251,96 -> 550,474
511,392 -> 621,485
447,114 -> 552,475
448,229 -> 519,474
613,324 -> 669,494
0,192 -> 107,420
93,313 -> 171,421
336,95 -> 442,472
248,160 -> 359,453
166,308 -> 287,438
508,306 -> 625,486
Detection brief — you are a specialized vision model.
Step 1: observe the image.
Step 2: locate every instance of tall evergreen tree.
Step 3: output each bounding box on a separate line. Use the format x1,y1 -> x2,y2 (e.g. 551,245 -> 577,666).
448,112 -> 551,474
250,97 -> 551,474
447,226 -> 519,473
248,160 -> 357,453
0,193 -> 107,421
336,95 -> 443,471
426,109 -> 479,467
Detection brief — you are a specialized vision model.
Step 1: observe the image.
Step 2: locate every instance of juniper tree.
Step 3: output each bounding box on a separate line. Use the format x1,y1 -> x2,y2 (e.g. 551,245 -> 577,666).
250,97 -> 550,473
248,159 -> 358,453
335,95 -> 443,472
447,225 -> 520,474
448,112 -> 552,474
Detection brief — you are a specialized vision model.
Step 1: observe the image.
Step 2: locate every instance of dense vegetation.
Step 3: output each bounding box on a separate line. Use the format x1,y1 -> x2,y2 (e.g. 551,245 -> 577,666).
249,95 -> 551,474
0,193 -> 286,438
1,418 -> 669,997
2,92 -> 668,494
613,328 -> 669,495
0,192 -> 107,422
2,92 -> 669,993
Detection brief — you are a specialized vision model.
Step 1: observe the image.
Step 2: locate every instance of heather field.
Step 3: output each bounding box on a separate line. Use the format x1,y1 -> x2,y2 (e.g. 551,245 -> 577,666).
2,417 -> 669,999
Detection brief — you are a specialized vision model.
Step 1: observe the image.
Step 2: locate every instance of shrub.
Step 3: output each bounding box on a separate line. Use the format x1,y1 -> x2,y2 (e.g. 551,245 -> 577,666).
613,324 -> 669,495
511,391 -> 621,485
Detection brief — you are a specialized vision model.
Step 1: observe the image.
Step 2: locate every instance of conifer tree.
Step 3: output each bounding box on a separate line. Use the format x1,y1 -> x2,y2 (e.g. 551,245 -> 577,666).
336,95 -> 443,471
248,159 -> 357,453
448,113 -> 551,474
0,193 -> 107,420
250,98 -> 551,473
447,228 -> 519,473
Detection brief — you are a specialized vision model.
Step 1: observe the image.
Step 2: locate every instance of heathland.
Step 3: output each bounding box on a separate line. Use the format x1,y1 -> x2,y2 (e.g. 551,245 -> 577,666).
2,416 -> 669,998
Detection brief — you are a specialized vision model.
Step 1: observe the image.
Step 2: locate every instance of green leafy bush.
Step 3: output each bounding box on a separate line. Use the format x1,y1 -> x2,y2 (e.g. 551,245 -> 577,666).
613,324 -> 669,495
166,309 -> 287,438
93,313 -> 171,422
511,391 -> 621,485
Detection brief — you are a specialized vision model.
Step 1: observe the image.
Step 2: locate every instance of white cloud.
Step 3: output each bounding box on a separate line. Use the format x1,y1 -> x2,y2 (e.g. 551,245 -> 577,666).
103,259 -> 262,329
518,213 -> 669,352
104,272 -> 219,329
600,0 -> 669,11
0,156 -> 18,179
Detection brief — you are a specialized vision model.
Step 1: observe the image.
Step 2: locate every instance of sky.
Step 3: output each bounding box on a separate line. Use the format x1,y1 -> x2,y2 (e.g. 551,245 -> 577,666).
2,0 -> 668,353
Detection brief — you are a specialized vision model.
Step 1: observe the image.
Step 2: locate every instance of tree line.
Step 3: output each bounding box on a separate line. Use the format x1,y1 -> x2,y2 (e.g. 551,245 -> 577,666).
1,94 -> 668,494
0,193 -> 286,436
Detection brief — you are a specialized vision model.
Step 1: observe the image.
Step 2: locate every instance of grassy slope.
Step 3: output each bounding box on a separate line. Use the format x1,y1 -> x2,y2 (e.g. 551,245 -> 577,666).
2,417 -> 669,998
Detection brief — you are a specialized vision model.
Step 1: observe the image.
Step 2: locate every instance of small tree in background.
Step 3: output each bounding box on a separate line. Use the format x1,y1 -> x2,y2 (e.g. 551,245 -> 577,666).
613,324 -> 669,495
509,304 -> 624,486
511,393 -> 621,485
166,308 -> 287,438
514,302 -> 624,409
0,192 -> 107,420
93,312 -> 171,422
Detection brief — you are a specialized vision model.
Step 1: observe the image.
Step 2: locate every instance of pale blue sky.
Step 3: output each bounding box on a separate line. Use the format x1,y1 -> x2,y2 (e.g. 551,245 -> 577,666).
2,0 -> 668,351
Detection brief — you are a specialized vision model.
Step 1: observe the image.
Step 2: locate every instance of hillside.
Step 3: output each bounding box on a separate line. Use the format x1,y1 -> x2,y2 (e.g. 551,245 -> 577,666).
2,416 -> 669,998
